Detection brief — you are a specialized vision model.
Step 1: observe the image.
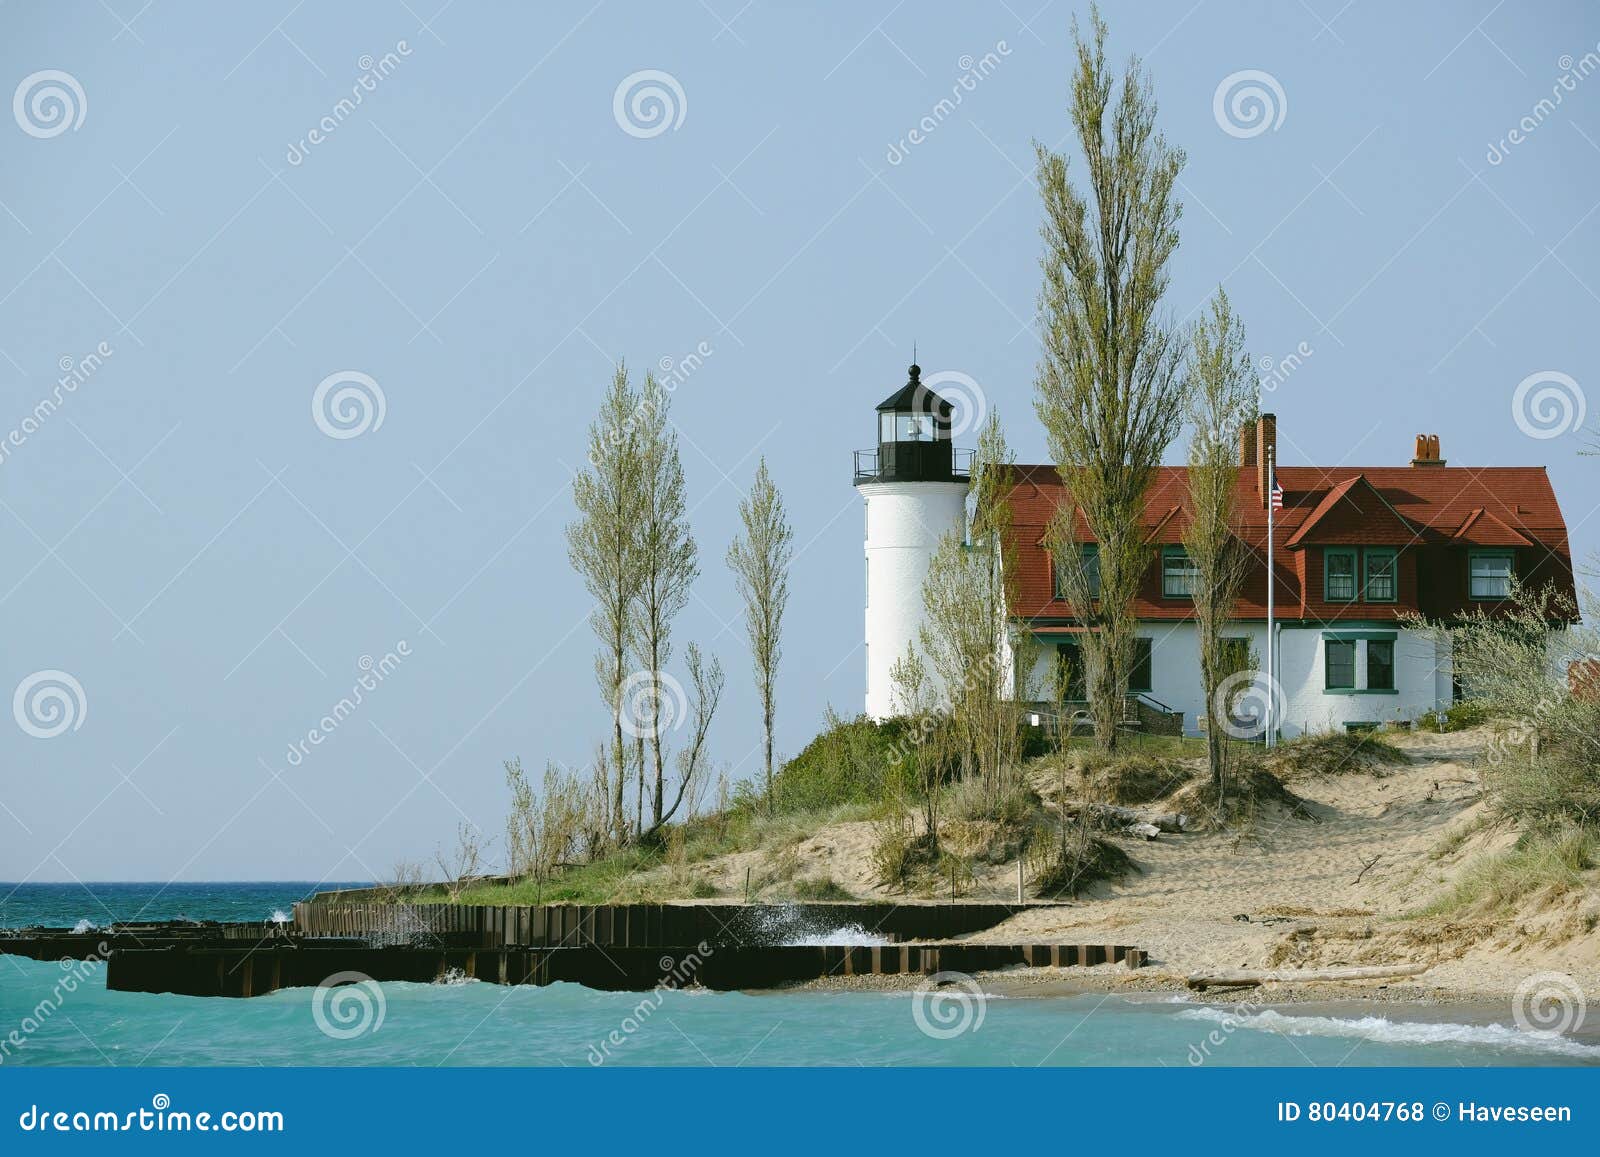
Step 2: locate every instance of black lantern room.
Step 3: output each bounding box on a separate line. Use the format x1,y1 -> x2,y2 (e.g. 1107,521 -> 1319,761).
852,364 -> 968,484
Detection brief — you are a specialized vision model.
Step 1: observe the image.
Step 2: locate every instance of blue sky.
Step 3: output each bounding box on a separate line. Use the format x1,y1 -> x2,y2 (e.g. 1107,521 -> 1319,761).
1,1 -> 1596,881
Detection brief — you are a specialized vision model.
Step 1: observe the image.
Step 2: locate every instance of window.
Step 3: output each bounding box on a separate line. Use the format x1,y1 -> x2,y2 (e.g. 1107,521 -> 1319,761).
1469,551 -> 1513,600
1324,548 -> 1357,602
1053,545 -> 1100,600
881,412 -> 939,442
1162,548 -> 1199,598
1129,637 -> 1152,693
1325,639 -> 1356,690
1054,641 -> 1085,701
1367,639 -> 1395,691
1363,548 -> 1397,602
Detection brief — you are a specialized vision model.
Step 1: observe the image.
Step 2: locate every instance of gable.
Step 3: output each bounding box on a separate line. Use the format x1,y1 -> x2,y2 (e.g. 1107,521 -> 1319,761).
1285,474 -> 1416,548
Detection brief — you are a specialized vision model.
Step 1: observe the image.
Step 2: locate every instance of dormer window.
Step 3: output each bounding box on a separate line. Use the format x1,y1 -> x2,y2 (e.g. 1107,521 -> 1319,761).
1469,551 -> 1513,600
1325,548 -> 1357,602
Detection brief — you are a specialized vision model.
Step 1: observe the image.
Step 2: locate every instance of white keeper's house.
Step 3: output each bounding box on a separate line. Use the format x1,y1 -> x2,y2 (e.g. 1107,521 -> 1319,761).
854,364 -> 1577,737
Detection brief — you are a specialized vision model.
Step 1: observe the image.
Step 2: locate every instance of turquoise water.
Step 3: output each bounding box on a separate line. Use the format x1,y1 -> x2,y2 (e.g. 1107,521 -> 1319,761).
3,958 -> 1596,1068
3,884 -> 1597,1067
0,882 -> 367,928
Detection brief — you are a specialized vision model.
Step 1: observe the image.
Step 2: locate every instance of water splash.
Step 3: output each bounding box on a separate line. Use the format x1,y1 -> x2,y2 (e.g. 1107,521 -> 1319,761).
71,918 -> 96,934
269,909 -> 290,924
738,904 -> 892,947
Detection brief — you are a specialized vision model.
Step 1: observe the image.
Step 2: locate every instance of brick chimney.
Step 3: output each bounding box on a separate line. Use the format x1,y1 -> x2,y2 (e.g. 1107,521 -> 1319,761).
1239,422 -> 1257,467
1411,433 -> 1445,467
1256,412 -> 1277,507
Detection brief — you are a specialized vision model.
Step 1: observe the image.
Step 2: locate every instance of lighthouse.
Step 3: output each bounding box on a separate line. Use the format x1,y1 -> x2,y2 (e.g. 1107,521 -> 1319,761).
854,364 -> 972,719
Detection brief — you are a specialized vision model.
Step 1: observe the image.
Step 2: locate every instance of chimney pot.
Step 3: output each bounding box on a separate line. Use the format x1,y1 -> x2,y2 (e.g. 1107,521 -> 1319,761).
1256,413 -> 1277,507
1411,432 -> 1446,467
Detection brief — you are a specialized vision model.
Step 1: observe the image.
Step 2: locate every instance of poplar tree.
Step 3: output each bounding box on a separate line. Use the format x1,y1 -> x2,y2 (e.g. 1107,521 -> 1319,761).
1034,8 -> 1187,751
918,411 -> 1024,803
1181,289 -> 1256,793
726,459 -> 793,812
630,374 -> 699,830
566,366 -> 645,843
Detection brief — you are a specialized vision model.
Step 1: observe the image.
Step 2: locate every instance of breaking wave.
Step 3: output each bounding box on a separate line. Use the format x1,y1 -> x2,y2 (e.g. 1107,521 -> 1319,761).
1178,1006 -> 1600,1060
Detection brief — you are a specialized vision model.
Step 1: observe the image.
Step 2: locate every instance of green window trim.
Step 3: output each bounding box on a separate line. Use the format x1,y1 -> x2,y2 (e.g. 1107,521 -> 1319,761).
1052,544 -> 1100,601
1324,547 -> 1357,603
1325,688 -> 1401,696
1161,546 -> 1198,600
1367,638 -> 1395,691
1468,550 -> 1514,601
1324,638 -> 1356,690
1363,547 -> 1397,603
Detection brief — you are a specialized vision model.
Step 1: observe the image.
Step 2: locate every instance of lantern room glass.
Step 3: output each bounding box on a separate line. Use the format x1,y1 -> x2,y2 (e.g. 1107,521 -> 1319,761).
879,411 -> 945,442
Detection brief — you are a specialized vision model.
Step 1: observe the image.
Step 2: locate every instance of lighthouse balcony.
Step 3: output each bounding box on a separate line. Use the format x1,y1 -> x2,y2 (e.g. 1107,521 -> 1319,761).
853,445 -> 974,485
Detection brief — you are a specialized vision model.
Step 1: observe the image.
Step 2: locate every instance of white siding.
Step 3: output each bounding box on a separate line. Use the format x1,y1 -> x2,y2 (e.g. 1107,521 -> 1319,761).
1012,620 -> 1451,737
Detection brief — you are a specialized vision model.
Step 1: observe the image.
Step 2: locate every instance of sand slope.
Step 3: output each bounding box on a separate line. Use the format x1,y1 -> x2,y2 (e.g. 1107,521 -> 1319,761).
670,727 -> 1599,1001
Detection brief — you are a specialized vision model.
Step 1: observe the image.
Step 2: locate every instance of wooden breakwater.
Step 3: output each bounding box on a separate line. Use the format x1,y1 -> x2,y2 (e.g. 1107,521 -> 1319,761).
290,900 -> 1042,947
0,922 -> 320,962
106,942 -> 1146,997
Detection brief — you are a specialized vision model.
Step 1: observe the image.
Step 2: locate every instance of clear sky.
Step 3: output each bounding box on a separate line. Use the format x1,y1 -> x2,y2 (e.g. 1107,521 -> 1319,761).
2,1 -> 1596,881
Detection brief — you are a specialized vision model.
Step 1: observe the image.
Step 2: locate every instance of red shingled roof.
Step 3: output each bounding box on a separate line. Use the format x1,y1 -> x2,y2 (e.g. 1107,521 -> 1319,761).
1006,463 -> 1574,623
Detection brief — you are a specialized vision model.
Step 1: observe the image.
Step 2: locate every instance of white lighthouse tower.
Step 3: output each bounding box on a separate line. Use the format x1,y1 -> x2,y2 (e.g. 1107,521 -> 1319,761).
855,364 -> 971,719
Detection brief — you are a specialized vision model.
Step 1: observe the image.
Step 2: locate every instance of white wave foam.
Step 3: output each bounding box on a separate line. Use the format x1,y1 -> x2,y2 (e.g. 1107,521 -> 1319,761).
71,918 -> 96,934
269,909 -> 290,924
1178,1006 -> 1600,1059
785,922 -> 891,947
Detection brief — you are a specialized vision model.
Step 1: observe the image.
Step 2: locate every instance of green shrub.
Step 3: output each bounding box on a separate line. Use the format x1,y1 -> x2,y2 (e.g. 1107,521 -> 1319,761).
757,709 -> 920,815
791,876 -> 852,900
1418,700 -> 1489,732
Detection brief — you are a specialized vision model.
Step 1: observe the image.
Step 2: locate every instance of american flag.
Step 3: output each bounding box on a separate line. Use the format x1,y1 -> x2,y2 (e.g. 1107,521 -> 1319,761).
1270,475 -> 1284,510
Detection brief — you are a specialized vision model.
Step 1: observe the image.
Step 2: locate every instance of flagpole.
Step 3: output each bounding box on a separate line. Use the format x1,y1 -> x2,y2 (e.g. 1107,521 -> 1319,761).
1265,445 -> 1275,749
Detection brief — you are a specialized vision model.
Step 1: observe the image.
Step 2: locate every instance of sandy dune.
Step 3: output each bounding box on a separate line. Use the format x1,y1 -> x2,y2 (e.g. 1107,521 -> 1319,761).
670,727 -> 1599,1001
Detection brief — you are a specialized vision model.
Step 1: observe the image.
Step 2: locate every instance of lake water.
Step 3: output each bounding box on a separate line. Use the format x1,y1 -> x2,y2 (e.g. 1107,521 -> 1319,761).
3,883 -> 1596,1068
